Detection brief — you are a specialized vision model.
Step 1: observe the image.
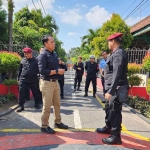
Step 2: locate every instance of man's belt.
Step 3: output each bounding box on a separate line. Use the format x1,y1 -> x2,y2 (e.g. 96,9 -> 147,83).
43,79 -> 58,82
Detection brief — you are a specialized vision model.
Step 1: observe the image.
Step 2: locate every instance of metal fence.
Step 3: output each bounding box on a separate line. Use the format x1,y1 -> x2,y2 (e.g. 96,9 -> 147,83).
126,46 -> 150,74
0,42 -> 39,57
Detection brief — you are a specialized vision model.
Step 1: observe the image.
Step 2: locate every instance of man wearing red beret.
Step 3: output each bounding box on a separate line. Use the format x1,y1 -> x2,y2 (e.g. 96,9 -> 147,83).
96,33 -> 128,145
17,47 -> 42,112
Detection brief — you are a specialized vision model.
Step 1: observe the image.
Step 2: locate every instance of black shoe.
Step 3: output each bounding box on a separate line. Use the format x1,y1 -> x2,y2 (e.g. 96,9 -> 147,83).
93,94 -> 96,98
35,104 -> 41,109
102,101 -> 106,103
17,106 -> 24,112
41,126 -> 55,134
77,88 -> 82,91
102,135 -> 122,145
103,108 -> 105,110
84,93 -> 88,97
96,126 -> 111,134
73,89 -> 76,93
55,122 -> 68,129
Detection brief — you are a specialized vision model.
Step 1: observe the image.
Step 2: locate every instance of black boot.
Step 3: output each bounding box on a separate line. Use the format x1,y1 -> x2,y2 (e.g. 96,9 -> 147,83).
84,92 -> 88,97
102,133 -> 122,145
77,87 -> 82,91
17,106 -> 24,112
61,95 -> 64,99
93,93 -> 96,98
96,126 -> 111,134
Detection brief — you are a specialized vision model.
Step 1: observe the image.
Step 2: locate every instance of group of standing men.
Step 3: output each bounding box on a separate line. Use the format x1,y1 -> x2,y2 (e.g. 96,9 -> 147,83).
16,33 -> 128,145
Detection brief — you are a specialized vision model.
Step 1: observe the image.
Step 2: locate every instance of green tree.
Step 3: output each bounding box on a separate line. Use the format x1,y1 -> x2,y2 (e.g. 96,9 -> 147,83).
0,0 -> 8,43
13,7 -> 59,50
8,0 -> 14,51
81,28 -> 100,47
91,13 -> 133,55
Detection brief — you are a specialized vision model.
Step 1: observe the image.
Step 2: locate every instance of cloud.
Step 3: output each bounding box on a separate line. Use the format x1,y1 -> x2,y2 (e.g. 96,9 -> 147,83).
67,32 -> 78,36
55,9 -> 82,25
58,6 -> 65,9
85,5 -> 111,27
76,4 -> 88,8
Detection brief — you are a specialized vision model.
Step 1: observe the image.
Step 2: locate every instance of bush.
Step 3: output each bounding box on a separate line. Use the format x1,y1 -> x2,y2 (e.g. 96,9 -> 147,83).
127,63 -> 143,87
0,94 -> 16,107
3,79 -> 17,86
142,51 -> 150,71
128,75 -> 143,87
0,51 -> 21,78
128,63 -> 141,76
127,96 -> 150,119
146,78 -> 150,94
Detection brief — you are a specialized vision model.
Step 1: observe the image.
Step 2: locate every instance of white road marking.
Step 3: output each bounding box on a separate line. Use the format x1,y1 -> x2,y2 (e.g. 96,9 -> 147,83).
74,110 -> 82,128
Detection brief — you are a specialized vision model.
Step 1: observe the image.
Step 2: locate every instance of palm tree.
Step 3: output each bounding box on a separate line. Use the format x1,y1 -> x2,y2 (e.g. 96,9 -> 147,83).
8,0 -> 14,51
81,28 -> 100,47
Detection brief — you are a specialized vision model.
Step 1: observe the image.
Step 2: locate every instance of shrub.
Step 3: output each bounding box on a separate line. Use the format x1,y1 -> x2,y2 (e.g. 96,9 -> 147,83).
126,96 -> 150,119
3,79 -> 17,86
142,51 -> 150,71
128,63 -> 141,76
146,78 -> 150,94
0,51 -> 21,78
128,75 -> 143,87
127,63 -> 143,87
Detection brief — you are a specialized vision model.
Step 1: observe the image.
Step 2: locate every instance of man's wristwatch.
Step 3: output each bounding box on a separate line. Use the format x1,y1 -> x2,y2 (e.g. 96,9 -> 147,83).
56,69 -> 58,74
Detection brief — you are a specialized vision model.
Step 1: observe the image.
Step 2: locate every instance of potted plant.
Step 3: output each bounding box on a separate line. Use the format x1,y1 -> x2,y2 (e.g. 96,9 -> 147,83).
0,51 -> 21,96
127,63 -> 143,95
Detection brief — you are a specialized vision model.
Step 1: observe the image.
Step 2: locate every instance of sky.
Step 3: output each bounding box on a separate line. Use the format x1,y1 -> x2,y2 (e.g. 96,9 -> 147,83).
2,0 -> 150,52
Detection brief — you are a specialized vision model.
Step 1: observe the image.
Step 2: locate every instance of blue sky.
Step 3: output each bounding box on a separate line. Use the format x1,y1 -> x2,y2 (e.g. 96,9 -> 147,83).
2,0 -> 150,52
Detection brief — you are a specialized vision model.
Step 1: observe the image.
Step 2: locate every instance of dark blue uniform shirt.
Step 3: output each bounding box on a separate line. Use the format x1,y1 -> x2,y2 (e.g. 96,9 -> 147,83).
38,49 -> 59,81
17,57 -> 39,83
104,46 -> 128,95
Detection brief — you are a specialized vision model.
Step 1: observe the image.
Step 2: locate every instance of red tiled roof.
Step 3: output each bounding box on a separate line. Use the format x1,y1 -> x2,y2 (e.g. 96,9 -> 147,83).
130,15 -> 150,33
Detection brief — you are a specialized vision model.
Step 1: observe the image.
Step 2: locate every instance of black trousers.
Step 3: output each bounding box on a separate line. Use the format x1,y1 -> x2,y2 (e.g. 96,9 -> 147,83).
18,81 -> 42,107
105,98 -> 122,134
74,75 -> 82,89
85,76 -> 97,94
58,79 -> 64,96
101,76 -> 107,96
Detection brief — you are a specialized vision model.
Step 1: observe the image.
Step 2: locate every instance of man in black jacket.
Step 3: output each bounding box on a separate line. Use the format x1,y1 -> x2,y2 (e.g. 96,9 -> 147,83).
73,56 -> 84,92
84,55 -> 99,97
17,47 -> 42,112
58,58 -> 67,99
96,33 -> 128,145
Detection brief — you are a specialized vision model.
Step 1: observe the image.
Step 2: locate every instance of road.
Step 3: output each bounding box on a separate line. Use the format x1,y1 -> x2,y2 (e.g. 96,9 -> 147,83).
0,70 -> 150,150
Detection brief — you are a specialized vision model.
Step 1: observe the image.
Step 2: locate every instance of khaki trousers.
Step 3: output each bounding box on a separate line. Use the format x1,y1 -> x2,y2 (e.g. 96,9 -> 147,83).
39,79 -> 61,128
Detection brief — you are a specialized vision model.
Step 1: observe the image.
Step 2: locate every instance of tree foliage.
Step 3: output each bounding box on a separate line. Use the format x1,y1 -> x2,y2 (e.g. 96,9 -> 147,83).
91,14 -> 133,54
0,0 -> 8,43
12,6 -> 66,60
13,7 -> 58,50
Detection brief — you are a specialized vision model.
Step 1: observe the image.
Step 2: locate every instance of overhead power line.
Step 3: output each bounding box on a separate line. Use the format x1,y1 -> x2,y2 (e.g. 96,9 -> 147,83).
32,0 -> 37,10
124,0 -> 145,20
126,1 -> 150,24
121,0 -> 137,17
40,0 -> 46,15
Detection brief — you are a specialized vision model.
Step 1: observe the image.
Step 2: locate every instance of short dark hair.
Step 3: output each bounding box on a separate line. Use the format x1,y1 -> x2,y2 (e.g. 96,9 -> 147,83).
102,50 -> 107,54
114,37 -> 122,45
42,35 -> 52,45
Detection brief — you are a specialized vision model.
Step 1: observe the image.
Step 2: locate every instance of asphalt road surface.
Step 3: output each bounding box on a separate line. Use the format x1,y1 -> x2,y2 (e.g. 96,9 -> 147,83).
0,70 -> 150,150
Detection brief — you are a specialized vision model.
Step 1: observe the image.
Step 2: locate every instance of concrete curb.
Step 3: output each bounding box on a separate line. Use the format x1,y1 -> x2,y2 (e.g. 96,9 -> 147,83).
123,103 -> 150,125
0,104 -> 19,117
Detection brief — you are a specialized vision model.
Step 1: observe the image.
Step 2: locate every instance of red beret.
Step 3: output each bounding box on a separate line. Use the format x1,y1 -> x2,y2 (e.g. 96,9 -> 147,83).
107,32 -> 123,41
23,48 -> 32,53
